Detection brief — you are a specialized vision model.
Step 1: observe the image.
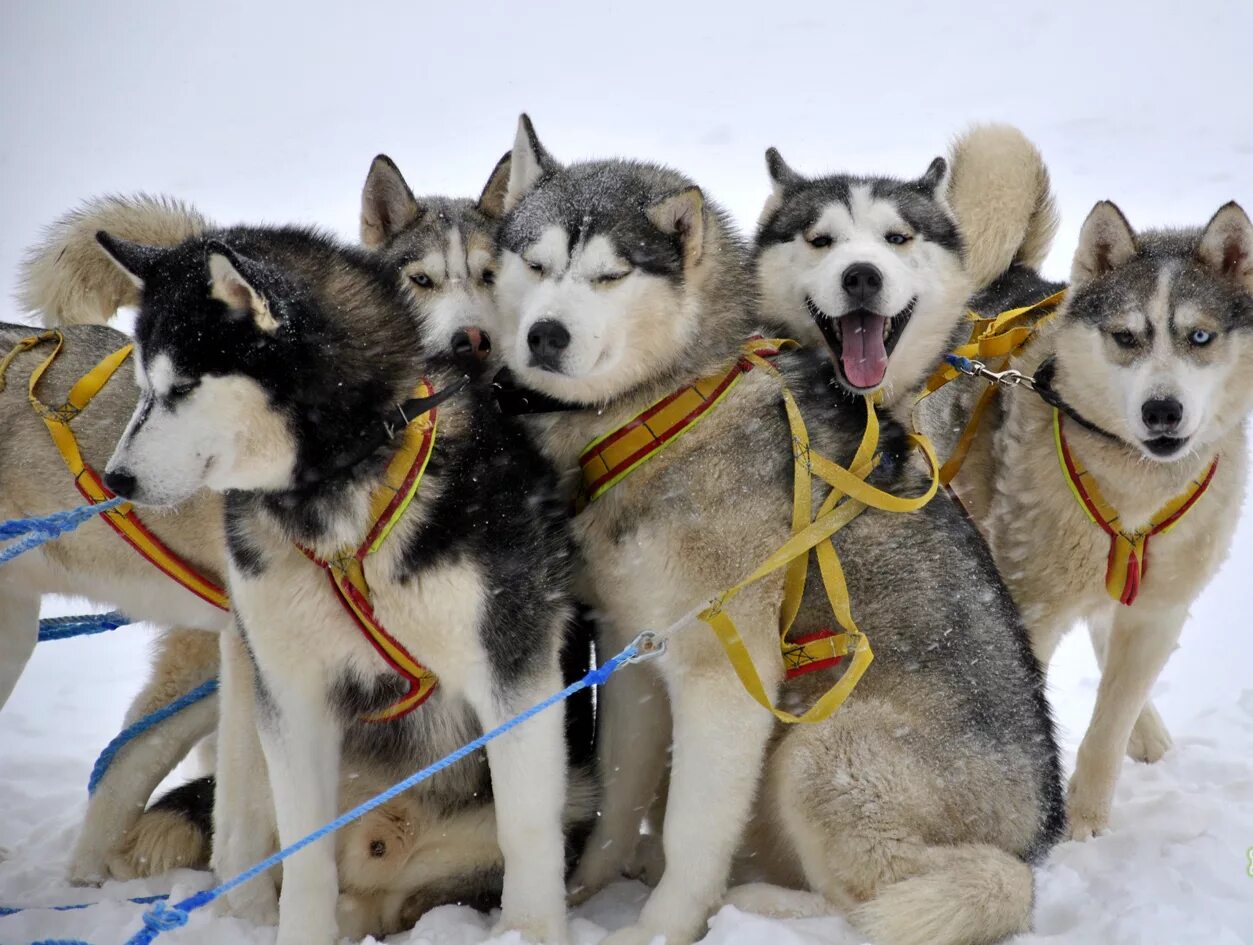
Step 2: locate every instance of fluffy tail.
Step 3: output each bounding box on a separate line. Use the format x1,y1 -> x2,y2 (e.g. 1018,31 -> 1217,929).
18,194 -> 208,326
108,776 -> 214,880
947,124 -> 1059,293
852,844 -> 1034,945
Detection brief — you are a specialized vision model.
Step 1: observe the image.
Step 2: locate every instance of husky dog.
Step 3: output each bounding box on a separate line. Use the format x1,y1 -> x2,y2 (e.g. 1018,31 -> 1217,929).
94,214 -> 574,945
755,124 -> 1057,409
920,200 -> 1253,840
361,151 -> 510,373
492,115 -> 1063,945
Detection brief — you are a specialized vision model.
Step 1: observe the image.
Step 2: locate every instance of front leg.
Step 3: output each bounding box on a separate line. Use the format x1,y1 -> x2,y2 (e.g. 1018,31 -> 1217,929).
465,663 -> 570,945
1069,603 -> 1186,840
252,656 -> 342,945
569,657 -> 670,902
1087,616 -> 1173,763
211,628 -> 279,925
606,628 -> 778,945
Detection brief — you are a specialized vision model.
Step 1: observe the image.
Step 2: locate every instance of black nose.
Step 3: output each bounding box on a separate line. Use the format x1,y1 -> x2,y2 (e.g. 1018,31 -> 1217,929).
527,319 -> 571,370
842,262 -> 883,303
104,469 -> 138,499
1141,398 -> 1183,434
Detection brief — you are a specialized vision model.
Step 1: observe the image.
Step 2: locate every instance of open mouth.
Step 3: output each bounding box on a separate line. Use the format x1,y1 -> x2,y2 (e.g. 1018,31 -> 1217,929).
1142,435 -> 1189,458
805,297 -> 916,391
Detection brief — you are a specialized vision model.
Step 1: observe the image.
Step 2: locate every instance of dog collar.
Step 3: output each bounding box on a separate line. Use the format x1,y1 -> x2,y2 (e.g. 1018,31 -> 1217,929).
297,379 -> 442,722
1053,409 -> 1218,605
1032,358 -> 1122,444
490,368 -> 584,416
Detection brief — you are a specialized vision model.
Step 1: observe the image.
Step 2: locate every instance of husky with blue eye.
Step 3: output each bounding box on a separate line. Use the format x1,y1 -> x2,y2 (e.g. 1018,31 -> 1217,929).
492,114 -> 1064,945
918,198 -> 1253,841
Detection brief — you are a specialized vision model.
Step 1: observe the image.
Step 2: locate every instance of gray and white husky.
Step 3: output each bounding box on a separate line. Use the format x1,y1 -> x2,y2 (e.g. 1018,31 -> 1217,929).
492,115 -> 1064,945
755,123 -> 1057,409
919,199 -> 1253,840
3,154 -> 561,938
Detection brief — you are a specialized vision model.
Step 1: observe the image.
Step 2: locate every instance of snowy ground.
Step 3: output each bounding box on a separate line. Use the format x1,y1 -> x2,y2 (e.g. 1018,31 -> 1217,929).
2,1 -> 1252,944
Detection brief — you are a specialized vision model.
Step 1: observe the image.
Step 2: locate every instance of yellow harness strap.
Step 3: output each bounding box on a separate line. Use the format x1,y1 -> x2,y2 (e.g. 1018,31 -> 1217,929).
917,290 -> 1066,485
580,339 -> 940,724
1053,409 -> 1218,606
298,381 -> 441,722
11,331 -> 230,611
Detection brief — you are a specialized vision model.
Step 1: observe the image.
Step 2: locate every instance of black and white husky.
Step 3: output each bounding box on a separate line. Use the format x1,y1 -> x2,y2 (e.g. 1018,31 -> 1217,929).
94,222 -> 576,945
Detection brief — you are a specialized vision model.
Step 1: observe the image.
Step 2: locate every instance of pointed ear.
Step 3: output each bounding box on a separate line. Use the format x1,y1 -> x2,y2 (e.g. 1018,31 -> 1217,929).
95,232 -> 163,288
504,114 -> 559,214
765,148 -> 803,194
361,154 -> 422,249
206,242 -> 279,333
1198,201 -> 1253,293
648,187 -> 706,268
918,157 -> 948,196
477,150 -> 512,218
1072,201 -> 1138,286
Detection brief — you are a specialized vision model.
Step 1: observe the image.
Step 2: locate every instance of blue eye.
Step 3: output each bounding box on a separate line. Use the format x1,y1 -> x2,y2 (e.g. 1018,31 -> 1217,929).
885,233 -> 911,245
1189,329 -> 1214,346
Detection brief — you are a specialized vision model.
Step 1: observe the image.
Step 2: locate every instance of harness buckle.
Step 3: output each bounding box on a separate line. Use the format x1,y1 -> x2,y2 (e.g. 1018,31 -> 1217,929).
963,359 -> 1036,391
625,630 -> 667,664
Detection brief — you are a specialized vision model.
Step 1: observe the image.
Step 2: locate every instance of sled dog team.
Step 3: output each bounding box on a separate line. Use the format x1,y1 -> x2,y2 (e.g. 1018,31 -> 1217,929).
1,117 -> 1250,945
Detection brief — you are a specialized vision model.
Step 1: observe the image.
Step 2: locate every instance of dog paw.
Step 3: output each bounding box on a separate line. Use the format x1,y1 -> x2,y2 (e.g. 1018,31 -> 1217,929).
1127,712 -> 1173,763
492,912 -> 568,945
568,857 -> 624,905
626,834 -> 665,888
1065,793 -> 1111,842
599,924 -> 669,945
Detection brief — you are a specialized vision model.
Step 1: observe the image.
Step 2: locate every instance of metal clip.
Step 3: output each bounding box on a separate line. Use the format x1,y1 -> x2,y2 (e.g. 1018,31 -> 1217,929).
965,359 -> 1036,391
625,630 -> 667,664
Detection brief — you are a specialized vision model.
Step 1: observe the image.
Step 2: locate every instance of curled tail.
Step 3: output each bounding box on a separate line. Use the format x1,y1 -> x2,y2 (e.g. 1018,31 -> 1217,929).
19,194 -> 208,327
947,124 -> 1059,293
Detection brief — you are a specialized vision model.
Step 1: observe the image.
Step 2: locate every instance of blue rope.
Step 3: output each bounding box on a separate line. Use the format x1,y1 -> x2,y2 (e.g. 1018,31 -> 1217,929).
1,895 -> 168,918
0,497 -> 125,566
38,612 -> 132,642
88,679 -> 220,796
945,353 -> 974,373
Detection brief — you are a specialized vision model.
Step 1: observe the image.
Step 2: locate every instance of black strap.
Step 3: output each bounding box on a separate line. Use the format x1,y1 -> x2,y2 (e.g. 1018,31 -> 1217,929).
491,368 -> 584,416
1032,358 -> 1122,443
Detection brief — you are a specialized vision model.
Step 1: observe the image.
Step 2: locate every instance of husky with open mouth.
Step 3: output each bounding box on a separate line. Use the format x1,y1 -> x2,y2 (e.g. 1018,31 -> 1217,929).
493,115 -> 1063,945
755,124 -> 1058,408
917,199 -> 1253,841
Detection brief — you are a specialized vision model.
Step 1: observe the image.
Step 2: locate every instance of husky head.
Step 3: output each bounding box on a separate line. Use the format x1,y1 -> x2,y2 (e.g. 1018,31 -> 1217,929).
493,115 -> 754,405
96,229 -> 424,506
362,152 -> 510,374
1053,201 -> 1253,461
754,150 -> 968,399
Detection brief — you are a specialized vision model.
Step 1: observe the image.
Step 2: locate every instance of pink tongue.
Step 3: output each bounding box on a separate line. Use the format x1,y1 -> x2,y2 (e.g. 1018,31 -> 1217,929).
838,312 -> 889,389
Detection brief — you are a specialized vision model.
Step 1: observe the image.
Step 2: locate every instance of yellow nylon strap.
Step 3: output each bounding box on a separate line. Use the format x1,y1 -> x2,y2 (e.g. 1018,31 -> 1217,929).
699,358 -> 940,724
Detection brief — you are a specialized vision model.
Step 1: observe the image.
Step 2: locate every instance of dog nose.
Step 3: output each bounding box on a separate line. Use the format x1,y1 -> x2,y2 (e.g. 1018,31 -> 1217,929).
527,319 -> 571,370
451,327 -> 492,361
842,263 -> 883,303
1141,397 -> 1183,434
104,468 -> 138,499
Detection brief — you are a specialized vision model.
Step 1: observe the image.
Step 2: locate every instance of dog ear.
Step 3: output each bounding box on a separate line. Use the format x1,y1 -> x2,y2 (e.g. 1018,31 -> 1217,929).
361,155 -> 422,249
648,186 -> 705,268
1198,201 -> 1253,293
504,114 -> 559,214
918,157 -> 949,196
1072,201 -> 1138,286
95,232 -> 163,289
205,241 -> 280,333
759,148 -> 803,226
478,150 -> 512,219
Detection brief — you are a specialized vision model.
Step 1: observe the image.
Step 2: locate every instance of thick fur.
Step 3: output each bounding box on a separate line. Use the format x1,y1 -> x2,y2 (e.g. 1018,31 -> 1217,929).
753,123 -> 1055,412
99,220 -> 576,945
495,116 -> 1063,945
920,201 -> 1253,841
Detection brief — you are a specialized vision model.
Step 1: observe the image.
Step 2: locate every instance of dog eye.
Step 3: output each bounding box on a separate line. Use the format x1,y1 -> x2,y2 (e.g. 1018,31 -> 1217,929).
527,260 -> 545,275
410,273 -> 433,289
885,233 -> 912,246
169,381 -> 199,400
1189,328 -> 1215,346
480,269 -> 496,287
1110,330 -> 1137,348
594,270 -> 631,284
807,235 -> 833,249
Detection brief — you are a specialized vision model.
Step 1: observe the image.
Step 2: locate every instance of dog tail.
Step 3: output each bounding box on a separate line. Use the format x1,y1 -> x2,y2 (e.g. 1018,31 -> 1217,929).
852,843 -> 1034,945
108,776 -> 215,880
947,124 -> 1059,293
18,194 -> 208,326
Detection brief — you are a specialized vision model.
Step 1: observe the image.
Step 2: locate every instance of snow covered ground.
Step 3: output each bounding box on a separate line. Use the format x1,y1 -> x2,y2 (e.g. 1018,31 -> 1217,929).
1,1 -> 1251,944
